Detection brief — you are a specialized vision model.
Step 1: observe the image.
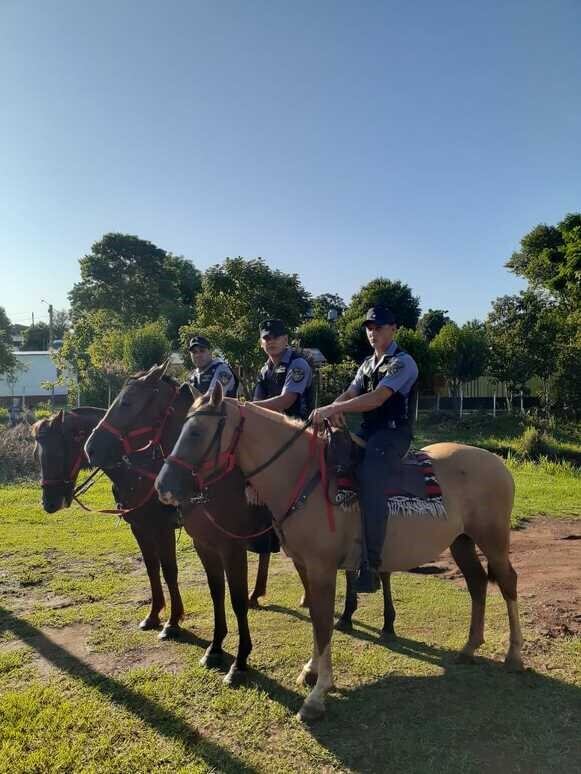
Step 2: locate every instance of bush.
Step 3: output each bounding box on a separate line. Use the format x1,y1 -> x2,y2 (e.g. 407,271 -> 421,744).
513,427 -> 550,459
0,424 -> 39,483
318,360 -> 358,406
296,319 -> 342,363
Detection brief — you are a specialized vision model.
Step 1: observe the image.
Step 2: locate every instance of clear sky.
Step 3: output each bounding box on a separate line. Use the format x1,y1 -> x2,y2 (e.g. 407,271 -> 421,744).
1,0 -> 579,329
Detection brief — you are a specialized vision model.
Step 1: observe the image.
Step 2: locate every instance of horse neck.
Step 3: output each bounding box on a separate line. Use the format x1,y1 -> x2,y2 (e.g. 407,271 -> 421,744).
70,408 -> 105,471
238,405 -> 318,517
162,388 -> 193,453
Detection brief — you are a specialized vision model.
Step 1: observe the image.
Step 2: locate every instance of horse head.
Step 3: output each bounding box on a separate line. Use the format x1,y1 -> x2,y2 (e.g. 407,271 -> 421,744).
33,408 -> 99,513
84,360 -> 179,469
156,381 -> 239,506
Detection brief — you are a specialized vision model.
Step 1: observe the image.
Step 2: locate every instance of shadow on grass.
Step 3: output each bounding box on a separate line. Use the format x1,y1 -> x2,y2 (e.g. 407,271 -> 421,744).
0,607 -> 257,774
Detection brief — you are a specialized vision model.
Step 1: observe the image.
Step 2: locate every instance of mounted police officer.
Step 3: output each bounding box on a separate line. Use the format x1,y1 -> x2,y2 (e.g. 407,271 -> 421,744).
253,319 -> 314,420
188,335 -> 238,398
312,305 -> 418,593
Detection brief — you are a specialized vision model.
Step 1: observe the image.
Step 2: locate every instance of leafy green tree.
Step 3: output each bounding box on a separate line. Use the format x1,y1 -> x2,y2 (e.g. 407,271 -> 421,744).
430,322 -> 488,413
52,309 -> 70,340
339,279 -> 421,362
506,213 -> 581,307
0,307 -> 18,378
485,291 -> 559,412
123,321 -> 171,372
551,309 -> 581,419
311,293 -> 346,321
296,319 -> 342,363
182,257 -> 310,395
21,322 -> 50,351
69,233 -> 201,342
417,309 -> 451,342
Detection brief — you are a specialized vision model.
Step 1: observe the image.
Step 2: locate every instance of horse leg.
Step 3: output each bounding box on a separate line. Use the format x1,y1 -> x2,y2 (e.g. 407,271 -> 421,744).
294,561 -> 310,609
335,571 -> 357,631
156,522 -> 185,641
196,543 -> 228,669
248,552 -> 270,608
297,568 -> 336,722
380,572 -> 396,640
450,535 -> 488,663
487,555 -> 524,671
130,523 -> 164,630
223,547 -> 253,687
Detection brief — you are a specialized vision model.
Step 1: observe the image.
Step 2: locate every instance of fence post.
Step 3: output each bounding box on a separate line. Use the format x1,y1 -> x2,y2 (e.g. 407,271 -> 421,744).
493,390 -> 496,418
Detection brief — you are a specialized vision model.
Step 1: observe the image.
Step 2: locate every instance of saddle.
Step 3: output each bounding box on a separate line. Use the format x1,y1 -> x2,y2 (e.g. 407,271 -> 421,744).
324,426 -> 438,506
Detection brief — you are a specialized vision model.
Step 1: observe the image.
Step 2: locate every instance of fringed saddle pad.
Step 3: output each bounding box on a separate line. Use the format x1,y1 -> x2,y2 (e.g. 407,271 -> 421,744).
384,452 -> 446,520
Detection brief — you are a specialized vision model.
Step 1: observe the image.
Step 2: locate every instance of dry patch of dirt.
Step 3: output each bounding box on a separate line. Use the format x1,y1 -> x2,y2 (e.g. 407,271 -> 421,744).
428,518 -> 581,638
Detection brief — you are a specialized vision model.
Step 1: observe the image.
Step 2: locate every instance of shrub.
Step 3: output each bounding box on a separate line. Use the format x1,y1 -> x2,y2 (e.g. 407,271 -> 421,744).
513,427 -> 550,459
317,360 -> 358,406
0,424 -> 39,483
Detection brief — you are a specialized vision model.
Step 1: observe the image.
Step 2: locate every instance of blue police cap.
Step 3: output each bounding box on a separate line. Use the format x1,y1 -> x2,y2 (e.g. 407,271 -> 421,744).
259,319 -> 288,338
189,335 -> 211,350
363,306 -> 397,327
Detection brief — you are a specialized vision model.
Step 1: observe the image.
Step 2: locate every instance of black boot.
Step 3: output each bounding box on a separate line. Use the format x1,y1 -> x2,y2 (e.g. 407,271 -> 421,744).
355,565 -> 380,593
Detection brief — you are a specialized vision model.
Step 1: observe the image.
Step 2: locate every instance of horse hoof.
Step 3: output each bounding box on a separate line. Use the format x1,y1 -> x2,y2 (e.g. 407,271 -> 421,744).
379,629 -> 396,642
159,624 -> 181,641
248,596 -> 261,609
223,666 -> 248,687
296,701 -> 325,723
334,618 -> 352,632
504,656 -> 524,673
200,649 -> 224,669
299,597 -> 310,609
456,652 -> 476,665
139,617 -> 161,631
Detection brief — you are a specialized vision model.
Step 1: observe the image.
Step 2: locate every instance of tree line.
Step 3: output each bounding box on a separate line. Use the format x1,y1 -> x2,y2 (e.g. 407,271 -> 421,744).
1,213 -> 579,418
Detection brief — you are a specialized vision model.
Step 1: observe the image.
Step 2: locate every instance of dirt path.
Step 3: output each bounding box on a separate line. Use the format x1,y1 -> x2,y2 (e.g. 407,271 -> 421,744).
424,518 -> 581,637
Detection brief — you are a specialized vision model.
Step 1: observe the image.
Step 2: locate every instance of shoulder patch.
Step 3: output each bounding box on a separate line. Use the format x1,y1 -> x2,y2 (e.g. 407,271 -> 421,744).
382,358 -> 405,376
290,367 -> 305,383
218,370 -> 232,386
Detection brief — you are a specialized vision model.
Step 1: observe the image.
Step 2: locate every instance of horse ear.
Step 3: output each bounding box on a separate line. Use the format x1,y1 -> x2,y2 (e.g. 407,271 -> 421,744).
144,363 -> 165,382
209,380 -> 223,408
52,409 -> 64,427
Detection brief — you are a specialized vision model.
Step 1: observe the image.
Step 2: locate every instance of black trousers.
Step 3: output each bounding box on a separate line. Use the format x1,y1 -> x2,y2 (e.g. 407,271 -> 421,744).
358,427 -> 412,568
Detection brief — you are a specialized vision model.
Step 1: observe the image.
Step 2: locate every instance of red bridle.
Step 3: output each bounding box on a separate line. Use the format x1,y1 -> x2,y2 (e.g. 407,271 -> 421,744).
40,415 -> 87,488
96,384 -> 180,458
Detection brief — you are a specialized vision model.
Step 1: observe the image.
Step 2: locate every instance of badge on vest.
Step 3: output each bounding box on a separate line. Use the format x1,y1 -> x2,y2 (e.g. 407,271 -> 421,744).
275,366 -> 287,374
291,367 -> 305,383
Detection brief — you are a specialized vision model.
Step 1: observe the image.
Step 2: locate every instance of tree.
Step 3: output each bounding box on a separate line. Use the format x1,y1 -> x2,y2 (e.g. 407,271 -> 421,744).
395,328 -> 433,391
296,319 -> 342,363
430,322 -> 488,414
69,233 -> 201,342
339,279 -> 421,361
123,322 -> 171,372
311,293 -> 346,321
506,213 -> 581,307
485,291 -> 559,412
182,257 -> 310,395
417,309 -> 451,342
52,309 -> 70,340
0,307 -> 18,378
21,322 -> 50,351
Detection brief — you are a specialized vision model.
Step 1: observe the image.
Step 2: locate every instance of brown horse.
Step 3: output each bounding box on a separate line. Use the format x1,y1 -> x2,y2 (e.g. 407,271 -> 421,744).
84,366 -> 275,683
156,385 -> 524,721
32,407 -> 186,639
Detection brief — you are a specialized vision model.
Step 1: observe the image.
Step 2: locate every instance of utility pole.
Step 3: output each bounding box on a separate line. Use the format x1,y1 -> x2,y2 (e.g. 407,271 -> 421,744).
48,304 -> 54,350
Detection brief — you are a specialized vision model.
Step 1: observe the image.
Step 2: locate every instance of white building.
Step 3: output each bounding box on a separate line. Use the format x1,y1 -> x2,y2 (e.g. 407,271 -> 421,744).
0,352 -> 68,406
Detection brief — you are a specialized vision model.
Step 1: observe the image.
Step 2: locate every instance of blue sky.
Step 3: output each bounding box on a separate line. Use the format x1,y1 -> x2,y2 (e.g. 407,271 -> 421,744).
1,0 -> 580,329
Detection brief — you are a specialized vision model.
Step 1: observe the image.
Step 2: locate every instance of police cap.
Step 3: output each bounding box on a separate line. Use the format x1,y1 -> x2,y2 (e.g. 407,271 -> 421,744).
259,319 -> 288,338
363,306 -> 397,327
188,335 -> 211,351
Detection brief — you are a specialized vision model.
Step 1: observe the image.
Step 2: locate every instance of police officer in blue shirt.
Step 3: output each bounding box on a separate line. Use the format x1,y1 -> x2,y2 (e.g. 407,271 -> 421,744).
253,319 -> 314,420
312,306 -> 418,593
189,335 -> 238,398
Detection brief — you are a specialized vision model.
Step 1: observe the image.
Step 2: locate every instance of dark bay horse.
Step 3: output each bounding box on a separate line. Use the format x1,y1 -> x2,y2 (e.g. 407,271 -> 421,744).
156,385 -> 524,721
32,407 -> 185,639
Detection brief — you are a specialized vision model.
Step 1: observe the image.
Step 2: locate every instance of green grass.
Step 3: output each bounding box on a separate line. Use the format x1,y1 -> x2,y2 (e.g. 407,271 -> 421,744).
0,478 -> 580,773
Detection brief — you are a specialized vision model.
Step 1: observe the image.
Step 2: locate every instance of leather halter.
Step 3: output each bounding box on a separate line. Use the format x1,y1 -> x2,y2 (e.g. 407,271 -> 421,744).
40,413 -> 87,488
165,402 -> 246,491
95,384 -> 179,458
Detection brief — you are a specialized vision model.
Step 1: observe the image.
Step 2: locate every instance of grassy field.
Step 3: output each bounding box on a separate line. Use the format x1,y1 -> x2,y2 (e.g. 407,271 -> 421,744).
0,471 -> 580,774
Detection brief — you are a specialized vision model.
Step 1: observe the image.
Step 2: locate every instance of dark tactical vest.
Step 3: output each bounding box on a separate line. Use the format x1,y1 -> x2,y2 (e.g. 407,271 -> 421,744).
360,345 -> 416,436
191,360 -> 238,398
257,349 -> 314,420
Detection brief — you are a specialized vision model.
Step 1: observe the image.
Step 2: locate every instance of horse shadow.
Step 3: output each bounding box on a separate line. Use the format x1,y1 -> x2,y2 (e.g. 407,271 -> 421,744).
0,607 -> 257,774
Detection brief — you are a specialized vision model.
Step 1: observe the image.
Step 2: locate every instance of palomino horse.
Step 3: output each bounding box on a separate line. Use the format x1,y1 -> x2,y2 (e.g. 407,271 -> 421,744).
156,384 -> 524,721
84,365 -> 276,684
32,407 -> 186,639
